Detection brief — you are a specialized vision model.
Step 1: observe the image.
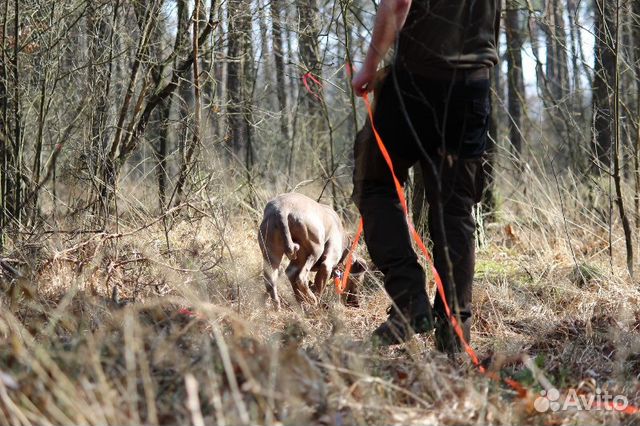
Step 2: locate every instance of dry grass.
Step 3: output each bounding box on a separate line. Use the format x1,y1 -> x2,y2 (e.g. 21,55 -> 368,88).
1,167 -> 640,425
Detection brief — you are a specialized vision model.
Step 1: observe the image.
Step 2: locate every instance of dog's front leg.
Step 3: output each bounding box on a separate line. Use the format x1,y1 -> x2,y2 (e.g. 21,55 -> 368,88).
286,259 -> 318,306
311,263 -> 331,299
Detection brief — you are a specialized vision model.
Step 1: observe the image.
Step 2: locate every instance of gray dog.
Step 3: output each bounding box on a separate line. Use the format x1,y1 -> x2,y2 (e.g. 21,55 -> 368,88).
258,192 -> 366,309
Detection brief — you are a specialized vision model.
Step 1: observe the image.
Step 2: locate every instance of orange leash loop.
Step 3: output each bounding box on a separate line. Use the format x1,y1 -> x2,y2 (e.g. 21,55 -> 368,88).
302,71 -> 323,102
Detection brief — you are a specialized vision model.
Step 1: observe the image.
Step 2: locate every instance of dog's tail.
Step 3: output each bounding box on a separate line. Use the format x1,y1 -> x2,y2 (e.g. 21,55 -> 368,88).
278,213 -> 299,260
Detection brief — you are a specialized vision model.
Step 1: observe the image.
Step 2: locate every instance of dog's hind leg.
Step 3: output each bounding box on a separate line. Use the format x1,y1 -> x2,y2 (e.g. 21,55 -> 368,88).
258,220 -> 284,309
263,260 -> 281,310
286,255 -> 318,306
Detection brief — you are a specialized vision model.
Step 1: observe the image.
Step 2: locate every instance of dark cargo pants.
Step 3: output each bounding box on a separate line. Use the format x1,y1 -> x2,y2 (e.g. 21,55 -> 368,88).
352,68 -> 490,347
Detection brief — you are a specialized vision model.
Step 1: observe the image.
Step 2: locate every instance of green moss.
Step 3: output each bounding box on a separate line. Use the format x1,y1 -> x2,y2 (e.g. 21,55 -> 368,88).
475,257 -> 519,279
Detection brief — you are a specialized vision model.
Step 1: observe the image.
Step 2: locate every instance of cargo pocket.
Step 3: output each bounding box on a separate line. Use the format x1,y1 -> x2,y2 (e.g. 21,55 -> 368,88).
474,158 -> 486,204
460,96 -> 490,158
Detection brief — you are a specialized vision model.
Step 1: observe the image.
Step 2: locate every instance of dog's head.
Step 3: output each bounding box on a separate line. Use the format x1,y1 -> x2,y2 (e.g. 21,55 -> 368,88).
331,250 -> 368,307
332,248 -> 367,277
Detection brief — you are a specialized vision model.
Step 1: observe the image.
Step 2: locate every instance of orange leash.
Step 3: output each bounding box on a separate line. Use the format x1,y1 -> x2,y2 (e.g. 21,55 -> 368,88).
354,92 -> 481,367
335,217 -> 364,294
337,91 -> 637,414
336,92 -> 480,366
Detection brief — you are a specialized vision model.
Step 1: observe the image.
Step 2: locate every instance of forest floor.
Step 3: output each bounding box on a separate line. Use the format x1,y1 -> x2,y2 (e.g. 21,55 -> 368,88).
1,175 -> 640,425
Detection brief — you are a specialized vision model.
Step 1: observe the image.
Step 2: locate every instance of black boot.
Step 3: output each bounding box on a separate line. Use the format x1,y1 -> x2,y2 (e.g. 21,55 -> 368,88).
434,315 -> 471,353
371,295 -> 434,346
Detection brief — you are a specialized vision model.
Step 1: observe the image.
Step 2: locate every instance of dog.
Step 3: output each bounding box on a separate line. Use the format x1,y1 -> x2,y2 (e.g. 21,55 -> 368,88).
258,192 -> 366,309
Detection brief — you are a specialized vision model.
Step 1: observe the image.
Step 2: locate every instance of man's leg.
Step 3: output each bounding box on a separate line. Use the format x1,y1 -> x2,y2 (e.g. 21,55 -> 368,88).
422,156 -> 484,352
357,184 -> 429,307
352,119 -> 434,345
411,72 -> 489,353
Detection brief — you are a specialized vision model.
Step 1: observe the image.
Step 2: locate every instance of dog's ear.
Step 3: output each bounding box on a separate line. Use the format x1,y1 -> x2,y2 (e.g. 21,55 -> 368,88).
349,257 -> 367,275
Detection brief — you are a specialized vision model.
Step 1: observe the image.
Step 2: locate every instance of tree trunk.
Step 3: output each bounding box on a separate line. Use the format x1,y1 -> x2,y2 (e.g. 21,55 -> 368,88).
592,0 -> 616,166
242,2 -> 255,174
271,0 -> 289,139
297,0 -> 321,115
155,0 -> 188,210
537,0 -> 577,167
225,0 -> 253,165
566,0 -> 582,96
566,0 -> 587,169
544,0 -> 570,101
609,0 -> 634,276
0,0 -> 10,249
504,1 -> 525,161
174,0 -> 204,204
226,0 -> 246,157
633,0 -> 640,230
200,0 -> 215,139
482,64 -> 501,217
11,0 -> 22,223
88,1 -> 116,218
155,0 -> 188,209
177,1 -> 193,163
156,97 -> 171,210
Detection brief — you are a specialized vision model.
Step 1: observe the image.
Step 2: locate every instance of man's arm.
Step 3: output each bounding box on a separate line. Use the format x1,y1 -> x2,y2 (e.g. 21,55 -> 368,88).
351,0 -> 412,97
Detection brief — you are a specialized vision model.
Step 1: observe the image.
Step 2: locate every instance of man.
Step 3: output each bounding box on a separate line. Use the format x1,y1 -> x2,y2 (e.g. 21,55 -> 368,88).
351,0 -> 500,350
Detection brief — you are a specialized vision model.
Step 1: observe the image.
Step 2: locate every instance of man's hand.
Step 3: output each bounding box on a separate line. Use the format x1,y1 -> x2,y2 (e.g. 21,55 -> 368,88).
351,67 -> 376,97
350,0 -> 411,98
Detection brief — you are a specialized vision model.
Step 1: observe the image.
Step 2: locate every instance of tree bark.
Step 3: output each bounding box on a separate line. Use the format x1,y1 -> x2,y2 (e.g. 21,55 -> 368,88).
174,0 -> 204,204
504,1 -> 525,161
226,0 -> 244,156
87,1 -> 117,217
225,0 -> 253,164
271,0 -> 289,139
535,0 -> 577,167
592,0 -> 616,166
155,0 -> 188,209
631,0 -> 640,230
242,1 -> 255,173
153,0 -> 181,210
297,0 -> 321,115
543,0 -> 570,101
609,0 -> 634,276
11,0 -> 22,223
482,64 -> 501,217
0,0 -> 10,249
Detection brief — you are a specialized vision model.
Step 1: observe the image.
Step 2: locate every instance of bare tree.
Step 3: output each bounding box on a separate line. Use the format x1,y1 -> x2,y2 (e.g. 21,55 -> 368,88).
482,65 -> 502,216
86,1 -> 117,218
174,0 -> 204,204
271,0 -> 289,139
297,0 -> 321,116
0,0 -> 11,250
543,0 -> 570,101
592,0 -> 616,166
631,0 -> 640,230
154,0 -> 189,210
11,0 -> 23,224
225,0 -> 253,166
608,0 -> 634,276
505,0 -> 526,162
